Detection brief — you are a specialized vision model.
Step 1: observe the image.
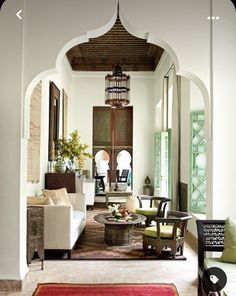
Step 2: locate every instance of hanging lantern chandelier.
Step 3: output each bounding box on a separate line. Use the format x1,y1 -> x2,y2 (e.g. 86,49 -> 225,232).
105,64 -> 130,108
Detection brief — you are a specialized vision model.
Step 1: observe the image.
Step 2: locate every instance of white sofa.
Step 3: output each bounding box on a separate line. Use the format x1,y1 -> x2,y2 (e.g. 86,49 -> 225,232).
43,193 -> 86,258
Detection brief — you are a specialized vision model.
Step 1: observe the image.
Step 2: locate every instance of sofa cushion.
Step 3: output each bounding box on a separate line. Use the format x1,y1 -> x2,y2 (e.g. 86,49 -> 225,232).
43,188 -> 71,206
136,208 -> 158,216
71,210 -> 86,240
73,210 -> 85,225
206,258 -> 236,296
221,218 -> 236,264
27,196 -> 53,205
144,225 -> 181,238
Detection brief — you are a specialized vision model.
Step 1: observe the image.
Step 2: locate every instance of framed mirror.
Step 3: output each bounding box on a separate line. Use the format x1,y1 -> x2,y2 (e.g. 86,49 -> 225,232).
48,81 -> 60,161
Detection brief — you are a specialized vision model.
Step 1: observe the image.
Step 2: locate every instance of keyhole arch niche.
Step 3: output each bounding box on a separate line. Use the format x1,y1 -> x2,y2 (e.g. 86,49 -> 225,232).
94,149 -> 110,183
116,149 -> 132,185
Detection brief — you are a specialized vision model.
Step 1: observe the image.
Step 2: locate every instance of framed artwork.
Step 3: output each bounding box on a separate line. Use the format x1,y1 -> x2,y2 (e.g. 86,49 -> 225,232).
27,81 -> 42,182
62,89 -> 68,138
48,81 -> 60,161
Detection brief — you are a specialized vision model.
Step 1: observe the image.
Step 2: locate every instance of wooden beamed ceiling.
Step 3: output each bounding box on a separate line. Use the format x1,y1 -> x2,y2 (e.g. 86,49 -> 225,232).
66,17 -> 164,72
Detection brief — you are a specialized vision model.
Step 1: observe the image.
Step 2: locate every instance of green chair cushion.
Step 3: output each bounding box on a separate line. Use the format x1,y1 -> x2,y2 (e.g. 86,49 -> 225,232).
135,208 -> 158,216
221,217 -> 236,264
144,225 -> 181,239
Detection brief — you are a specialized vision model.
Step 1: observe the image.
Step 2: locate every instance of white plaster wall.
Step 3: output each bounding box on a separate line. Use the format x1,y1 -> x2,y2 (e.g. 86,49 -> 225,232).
132,76 -> 155,194
120,0 -> 211,90
0,0 -> 28,280
180,78 -> 191,184
153,53 -> 174,104
26,58 -> 73,197
71,73 -> 154,194
190,82 -> 205,112
211,0 -> 236,219
153,52 -> 174,131
0,0 -> 235,283
23,0 -> 117,93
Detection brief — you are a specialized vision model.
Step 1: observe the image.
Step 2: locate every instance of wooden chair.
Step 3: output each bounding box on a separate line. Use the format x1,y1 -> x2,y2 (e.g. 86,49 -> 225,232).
135,195 -> 170,226
117,169 -> 129,183
142,210 -> 192,258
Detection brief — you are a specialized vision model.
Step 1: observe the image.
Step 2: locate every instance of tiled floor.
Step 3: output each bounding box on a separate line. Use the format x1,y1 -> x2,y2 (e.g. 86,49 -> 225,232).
0,241 -> 198,296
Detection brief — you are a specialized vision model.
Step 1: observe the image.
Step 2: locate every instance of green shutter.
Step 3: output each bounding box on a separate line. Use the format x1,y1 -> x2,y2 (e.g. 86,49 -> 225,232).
189,112 -> 206,213
154,132 -> 161,190
154,132 -> 169,198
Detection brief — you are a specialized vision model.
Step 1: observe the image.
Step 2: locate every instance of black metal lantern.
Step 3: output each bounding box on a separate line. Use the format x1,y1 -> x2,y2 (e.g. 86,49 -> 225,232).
105,64 -> 130,108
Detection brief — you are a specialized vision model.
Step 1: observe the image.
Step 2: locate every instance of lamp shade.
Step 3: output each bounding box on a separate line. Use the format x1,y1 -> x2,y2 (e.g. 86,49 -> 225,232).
105,64 -> 130,108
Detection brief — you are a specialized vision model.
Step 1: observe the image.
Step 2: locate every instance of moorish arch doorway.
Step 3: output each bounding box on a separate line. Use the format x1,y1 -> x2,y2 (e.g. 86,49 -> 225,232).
23,2 -> 210,207
18,1 -> 214,284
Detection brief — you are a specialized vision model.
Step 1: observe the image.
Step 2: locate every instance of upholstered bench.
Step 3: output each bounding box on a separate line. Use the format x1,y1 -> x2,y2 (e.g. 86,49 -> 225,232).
196,219 -> 236,296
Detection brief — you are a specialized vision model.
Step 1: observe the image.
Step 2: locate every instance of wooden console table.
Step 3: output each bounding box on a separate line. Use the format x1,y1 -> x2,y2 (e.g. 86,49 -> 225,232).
105,191 -> 132,207
45,172 -> 76,193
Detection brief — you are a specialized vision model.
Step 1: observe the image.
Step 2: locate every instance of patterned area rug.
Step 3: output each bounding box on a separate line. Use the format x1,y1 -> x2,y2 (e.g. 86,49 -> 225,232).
33,283 -> 179,296
71,204 -> 186,260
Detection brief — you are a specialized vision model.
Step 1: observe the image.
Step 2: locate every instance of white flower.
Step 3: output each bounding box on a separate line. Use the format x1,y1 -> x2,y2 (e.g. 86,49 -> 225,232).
108,203 -> 120,213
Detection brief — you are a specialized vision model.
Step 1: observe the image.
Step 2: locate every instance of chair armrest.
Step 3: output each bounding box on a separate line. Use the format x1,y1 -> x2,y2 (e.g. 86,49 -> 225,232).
44,205 -> 73,249
137,195 -> 170,209
155,217 -> 183,224
155,216 -> 191,239
198,266 -> 204,279
137,195 -> 158,208
68,193 -> 86,213
155,217 -> 191,224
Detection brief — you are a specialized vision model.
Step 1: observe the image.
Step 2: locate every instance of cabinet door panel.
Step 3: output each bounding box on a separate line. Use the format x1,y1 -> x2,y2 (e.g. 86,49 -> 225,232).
93,106 -> 133,183
45,173 -> 75,193
113,108 -> 133,146
93,107 -> 112,146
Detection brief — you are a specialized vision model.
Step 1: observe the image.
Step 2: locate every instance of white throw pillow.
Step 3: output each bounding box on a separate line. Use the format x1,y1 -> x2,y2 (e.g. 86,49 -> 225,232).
27,196 -> 53,205
43,188 -> 71,206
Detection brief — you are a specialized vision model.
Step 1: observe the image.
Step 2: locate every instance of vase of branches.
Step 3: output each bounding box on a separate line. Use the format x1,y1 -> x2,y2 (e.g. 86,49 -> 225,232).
54,130 -> 93,172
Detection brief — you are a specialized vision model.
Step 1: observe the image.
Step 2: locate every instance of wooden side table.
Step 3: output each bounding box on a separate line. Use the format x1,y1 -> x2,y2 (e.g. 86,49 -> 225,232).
94,212 -> 146,246
27,206 -> 44,269
45,172 -> 76,193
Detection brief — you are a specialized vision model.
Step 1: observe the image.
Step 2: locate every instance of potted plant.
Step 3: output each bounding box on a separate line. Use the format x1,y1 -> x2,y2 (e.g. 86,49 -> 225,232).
54,130 -> 93,172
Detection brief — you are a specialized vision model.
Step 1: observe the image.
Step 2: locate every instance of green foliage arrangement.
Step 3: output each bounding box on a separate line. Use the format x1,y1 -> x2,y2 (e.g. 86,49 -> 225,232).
54,130 -> 93,169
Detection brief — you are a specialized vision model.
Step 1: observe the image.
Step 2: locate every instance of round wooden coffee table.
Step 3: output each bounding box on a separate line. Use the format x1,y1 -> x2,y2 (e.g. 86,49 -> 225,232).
94,212 -> 146,246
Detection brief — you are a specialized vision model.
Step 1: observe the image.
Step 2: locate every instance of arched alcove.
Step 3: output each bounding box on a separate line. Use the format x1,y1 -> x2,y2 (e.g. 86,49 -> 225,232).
23,2 -> 211,209
1,0 -> 235,287
23,0 -> 213,210
94,150 -> 110,183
